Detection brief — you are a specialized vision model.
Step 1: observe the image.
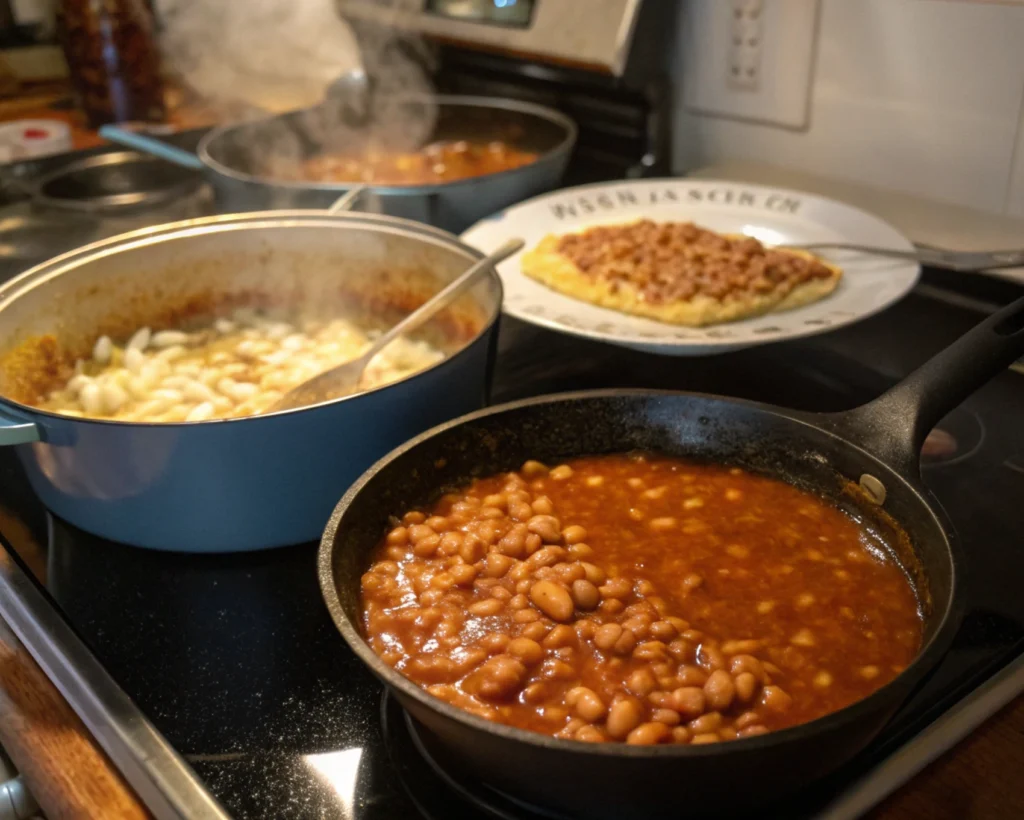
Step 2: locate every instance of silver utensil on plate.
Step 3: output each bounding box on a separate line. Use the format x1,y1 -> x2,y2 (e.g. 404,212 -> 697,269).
783,243 -> 1024,272
270,237 -> 524,413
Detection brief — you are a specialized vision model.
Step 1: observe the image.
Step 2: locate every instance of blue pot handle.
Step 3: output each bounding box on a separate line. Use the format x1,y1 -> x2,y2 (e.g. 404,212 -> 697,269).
98,125 -> 206,171
0,405 -> 40,445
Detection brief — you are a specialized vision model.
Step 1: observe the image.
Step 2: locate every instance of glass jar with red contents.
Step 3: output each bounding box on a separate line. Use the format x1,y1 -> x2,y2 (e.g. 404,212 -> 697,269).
55,0 -> 166,128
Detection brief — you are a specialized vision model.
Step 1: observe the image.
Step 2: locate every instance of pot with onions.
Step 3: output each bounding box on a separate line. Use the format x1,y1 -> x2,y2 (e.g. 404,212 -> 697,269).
0,211 -> 502,551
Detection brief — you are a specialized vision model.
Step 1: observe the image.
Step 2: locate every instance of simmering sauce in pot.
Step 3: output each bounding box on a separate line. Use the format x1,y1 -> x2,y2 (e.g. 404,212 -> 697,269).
289,140 -> 539,186
361,454 -> 923,745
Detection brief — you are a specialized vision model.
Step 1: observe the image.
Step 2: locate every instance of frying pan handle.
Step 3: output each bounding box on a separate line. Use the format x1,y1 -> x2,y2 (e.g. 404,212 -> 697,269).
833,294 -> 1024,473
97,126 -> 205,171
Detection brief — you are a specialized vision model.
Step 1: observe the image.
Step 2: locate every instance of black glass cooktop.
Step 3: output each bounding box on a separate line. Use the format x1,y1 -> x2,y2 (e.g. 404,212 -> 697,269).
2,268 -> 1023,819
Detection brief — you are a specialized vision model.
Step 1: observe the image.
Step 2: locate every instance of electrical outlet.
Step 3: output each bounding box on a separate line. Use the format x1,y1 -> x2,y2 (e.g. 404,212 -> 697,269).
683,0 -> 819,129
728,0 -> 762,90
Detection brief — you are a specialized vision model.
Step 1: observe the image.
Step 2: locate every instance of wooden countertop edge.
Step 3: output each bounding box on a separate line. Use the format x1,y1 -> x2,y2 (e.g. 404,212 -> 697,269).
0,614 -> 151,820
870,693 -> 1024,819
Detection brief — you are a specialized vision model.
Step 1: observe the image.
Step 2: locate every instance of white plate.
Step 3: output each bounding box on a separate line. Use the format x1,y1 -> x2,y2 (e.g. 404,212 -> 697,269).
460,179 -> 920,355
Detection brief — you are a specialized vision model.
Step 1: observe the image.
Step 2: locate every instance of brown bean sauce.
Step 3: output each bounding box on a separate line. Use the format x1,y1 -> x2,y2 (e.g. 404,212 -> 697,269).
290,140 -> 538,186
360,454 -> 923,746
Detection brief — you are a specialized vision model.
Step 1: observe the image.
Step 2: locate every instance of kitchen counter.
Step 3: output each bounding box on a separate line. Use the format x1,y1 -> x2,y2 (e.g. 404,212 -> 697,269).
872,695 -> 1024,819
0,601 -> 149,819
0,80 -> 105,149
0,79 -> 219,155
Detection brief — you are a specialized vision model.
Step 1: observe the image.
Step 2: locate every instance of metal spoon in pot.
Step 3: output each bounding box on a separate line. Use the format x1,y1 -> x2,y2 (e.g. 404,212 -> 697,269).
269,238 -> 524,413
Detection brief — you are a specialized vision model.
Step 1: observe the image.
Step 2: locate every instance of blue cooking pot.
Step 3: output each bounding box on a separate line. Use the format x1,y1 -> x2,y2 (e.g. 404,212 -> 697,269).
0,212 -> 502,551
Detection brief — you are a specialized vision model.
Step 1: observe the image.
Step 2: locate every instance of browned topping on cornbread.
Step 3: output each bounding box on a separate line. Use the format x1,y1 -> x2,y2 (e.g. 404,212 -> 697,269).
556,220 -> 835,304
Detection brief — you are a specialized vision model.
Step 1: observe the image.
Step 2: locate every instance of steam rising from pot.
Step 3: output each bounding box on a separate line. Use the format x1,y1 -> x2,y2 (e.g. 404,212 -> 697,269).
154,0 -> 439,172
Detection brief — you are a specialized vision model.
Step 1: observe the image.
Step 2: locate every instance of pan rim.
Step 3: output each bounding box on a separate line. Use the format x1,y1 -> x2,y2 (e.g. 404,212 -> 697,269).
196,94 -> 579,195
318,388 -> 964,761
30,150 -> 205,214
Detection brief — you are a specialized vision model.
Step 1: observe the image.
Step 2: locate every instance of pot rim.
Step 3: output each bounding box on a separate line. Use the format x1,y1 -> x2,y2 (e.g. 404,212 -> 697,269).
318,388 -> 963,761
31,150 -> 206,215
0,210 -> 503,426
196,94 -> 579,196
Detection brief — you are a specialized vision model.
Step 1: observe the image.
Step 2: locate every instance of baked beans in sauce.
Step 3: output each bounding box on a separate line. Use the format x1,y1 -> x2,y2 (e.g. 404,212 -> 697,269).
361,455 -> 922,746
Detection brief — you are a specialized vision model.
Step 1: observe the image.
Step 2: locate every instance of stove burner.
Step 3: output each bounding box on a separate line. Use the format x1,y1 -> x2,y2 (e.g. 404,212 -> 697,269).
920,407 -> 985,468
922,428 -> 957,460
1004,456 -> 1024,474
382,691 -> 562,820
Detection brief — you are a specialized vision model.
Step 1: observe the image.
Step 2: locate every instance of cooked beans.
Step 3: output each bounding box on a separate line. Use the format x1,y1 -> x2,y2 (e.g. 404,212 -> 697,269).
626,721 -> 670,745
508,637 -> 545,665
626,668 -> 657,697
527,515 -> 563,544
38,308 -> 443,421
734,672 -> 758,703
562,525 -> 588,544
671,686 -> 706,718
606,698 -> 643,739
704,669 -> 736,711
567,687 -> 607,721
361,454 -> 922,745
687,711 -> 724,735
530,580 -> 575,622
570,579 -> 601,610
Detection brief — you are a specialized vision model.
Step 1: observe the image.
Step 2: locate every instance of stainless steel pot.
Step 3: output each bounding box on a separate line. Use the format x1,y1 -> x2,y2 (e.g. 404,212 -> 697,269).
0,211 -> 502,552
100,95 -> 578,233
30,150 -> 214,238
31,150 -> 207,216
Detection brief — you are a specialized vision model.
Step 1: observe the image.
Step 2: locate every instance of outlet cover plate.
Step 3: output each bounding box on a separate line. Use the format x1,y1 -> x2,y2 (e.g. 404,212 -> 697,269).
683,0 -> 819,129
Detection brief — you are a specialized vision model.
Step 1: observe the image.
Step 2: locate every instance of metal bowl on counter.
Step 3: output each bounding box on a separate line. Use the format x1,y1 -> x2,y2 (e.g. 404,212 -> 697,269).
102,95 -> 578,233
0,211 -> 502,552
0,150 -> 213,274
32,150 -> 207,216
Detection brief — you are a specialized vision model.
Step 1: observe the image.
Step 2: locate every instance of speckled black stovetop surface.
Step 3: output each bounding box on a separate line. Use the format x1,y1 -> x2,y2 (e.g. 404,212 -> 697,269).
2,268 -> 1023,819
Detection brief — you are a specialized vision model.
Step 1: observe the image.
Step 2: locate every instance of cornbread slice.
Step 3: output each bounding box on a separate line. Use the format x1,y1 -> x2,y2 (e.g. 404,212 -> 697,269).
520,219 -> 842,327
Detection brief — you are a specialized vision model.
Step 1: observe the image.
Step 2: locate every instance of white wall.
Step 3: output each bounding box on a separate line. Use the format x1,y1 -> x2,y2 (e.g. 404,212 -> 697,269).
672,0 -> 1024,216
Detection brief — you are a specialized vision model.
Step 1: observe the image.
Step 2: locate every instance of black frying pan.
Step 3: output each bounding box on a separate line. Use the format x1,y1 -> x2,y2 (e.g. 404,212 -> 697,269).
319,295 -> 1024,819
